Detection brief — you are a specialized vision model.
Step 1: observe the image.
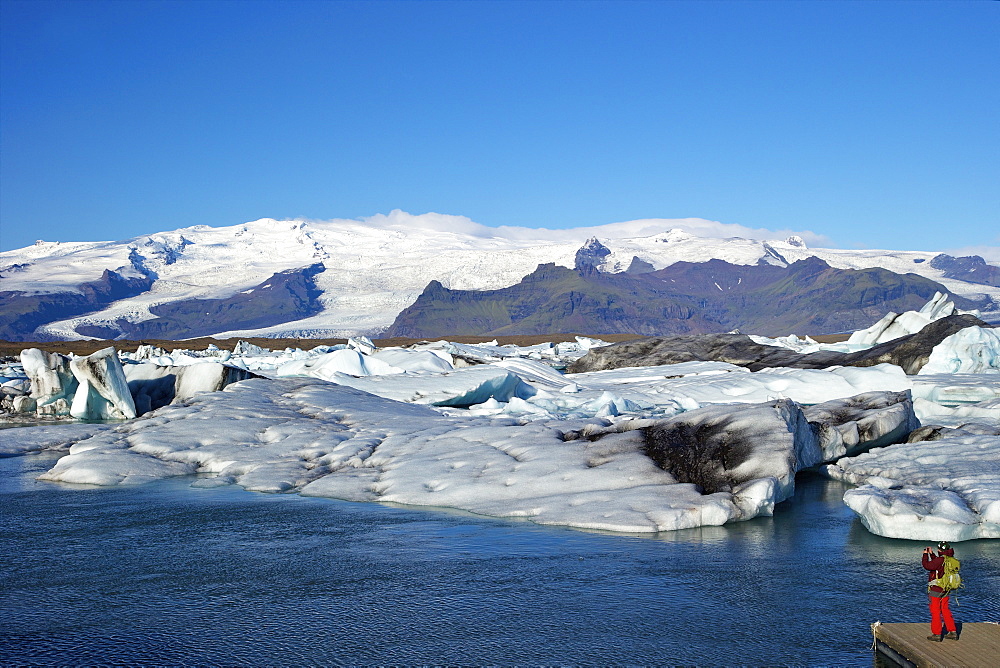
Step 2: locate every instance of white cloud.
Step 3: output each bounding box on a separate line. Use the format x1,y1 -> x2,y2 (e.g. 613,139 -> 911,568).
941,246 -> 1000,264
341,210 -> 834,246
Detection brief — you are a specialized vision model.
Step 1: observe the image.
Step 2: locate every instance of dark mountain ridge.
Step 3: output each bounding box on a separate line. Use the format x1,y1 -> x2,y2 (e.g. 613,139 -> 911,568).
0,269 -> 155,342
387,257 -> 982,338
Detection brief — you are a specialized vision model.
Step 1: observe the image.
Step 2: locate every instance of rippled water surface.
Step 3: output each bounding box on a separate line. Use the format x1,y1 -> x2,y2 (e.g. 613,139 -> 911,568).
2,452 -> 998,666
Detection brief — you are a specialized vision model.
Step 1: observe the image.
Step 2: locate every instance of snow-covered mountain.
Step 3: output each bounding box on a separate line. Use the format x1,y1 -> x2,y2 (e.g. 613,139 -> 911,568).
2,210 -> 999,340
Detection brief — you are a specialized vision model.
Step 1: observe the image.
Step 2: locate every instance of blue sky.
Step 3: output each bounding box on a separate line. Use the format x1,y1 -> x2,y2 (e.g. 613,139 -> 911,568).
1,0 -> 997,254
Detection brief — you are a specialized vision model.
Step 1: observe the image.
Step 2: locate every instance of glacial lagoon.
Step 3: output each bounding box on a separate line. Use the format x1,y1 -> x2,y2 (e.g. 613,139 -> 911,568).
2,451 -> 998,666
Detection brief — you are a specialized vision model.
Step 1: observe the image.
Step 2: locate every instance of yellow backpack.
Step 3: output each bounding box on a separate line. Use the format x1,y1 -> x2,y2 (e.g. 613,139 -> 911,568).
929,555 -> 962,593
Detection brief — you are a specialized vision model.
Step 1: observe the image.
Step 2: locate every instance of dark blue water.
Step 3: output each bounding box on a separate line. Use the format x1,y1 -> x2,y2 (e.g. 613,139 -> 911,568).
2,452 -> 998,666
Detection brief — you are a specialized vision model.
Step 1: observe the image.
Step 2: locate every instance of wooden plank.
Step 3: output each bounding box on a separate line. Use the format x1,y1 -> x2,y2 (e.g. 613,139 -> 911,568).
873,622 -> 1000,668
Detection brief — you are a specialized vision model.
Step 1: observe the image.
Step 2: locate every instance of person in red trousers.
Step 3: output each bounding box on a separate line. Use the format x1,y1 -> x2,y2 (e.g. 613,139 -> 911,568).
922,541 -> 958,641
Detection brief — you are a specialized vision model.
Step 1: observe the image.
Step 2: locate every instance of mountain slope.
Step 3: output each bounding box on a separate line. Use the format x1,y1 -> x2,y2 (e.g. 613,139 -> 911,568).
386,258 -> 978,337
74,264 -> 327,340
1,212 -> 998,340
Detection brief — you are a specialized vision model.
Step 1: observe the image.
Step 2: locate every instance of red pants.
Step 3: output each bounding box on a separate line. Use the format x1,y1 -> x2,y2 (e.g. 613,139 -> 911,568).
928,594 -> 956,635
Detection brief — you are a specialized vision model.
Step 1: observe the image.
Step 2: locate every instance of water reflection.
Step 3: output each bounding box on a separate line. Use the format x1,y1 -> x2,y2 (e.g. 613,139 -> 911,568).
1,454 -> 997,666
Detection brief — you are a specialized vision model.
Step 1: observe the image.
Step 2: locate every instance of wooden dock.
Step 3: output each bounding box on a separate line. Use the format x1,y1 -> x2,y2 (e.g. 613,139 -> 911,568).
872,622 -> 1000,668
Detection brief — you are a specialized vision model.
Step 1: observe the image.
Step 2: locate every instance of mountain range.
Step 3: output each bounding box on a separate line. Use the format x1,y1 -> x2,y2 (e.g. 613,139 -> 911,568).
2,212 -> 998,341
386,256 -> 982,338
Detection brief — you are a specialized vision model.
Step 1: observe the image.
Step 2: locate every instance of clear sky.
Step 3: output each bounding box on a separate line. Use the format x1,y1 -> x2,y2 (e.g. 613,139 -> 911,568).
1,0 -> 997,255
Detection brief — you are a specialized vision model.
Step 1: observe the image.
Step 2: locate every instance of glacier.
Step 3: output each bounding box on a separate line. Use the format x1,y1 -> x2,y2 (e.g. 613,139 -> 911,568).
3,212 -> 998,340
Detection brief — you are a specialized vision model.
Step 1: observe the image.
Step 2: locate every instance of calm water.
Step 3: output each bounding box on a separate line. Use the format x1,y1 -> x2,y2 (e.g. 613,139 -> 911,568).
2,452 -> 998,667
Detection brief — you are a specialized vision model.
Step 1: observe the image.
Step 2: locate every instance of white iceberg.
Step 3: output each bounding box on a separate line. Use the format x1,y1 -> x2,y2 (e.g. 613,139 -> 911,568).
275,349 -> 404,380
565,362 -> 910,410
847,292 -> 958,346
20,348 -> 78,416
347,336 -> 377,355
369,348 -> 455,374
911,373 -> 1000,406
68,347 -> 136,420
31,378 -> 741,531
28,378 -> 905,533
912,397 -> 1000,429
326,366 -> 538,407
824,427 -> 1000,541
918,326 -> 1000,375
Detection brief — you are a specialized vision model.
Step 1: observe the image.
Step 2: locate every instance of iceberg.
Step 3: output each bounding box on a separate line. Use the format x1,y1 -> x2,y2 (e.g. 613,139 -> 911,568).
25,378 -> 910,532
125,361 -> 257,416
326,366 -> 538,407
913,397 -> 1000,429
30,378 -> 728,530
565,362 -> 911,409
847,292 -> 957,346
68,347 -> 137,420
369,348 -> 455,374
20,348 -> 78,416
7,329 -> 998,541
918,326 -> 1000,374
275,349 -> 404,380
911,373 -> 1000,406
347,336 -> 377,355
639,399 -> 816,512
803,391 -> 919,462
824,425 -> 1000,541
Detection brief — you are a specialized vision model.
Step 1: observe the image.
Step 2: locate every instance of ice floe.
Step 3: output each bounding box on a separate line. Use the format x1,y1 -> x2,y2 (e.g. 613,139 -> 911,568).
9,378 -> 916,533
824,425 -> 1000,542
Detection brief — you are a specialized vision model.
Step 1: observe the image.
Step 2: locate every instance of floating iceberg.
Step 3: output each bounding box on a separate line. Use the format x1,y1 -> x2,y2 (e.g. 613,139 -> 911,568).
824,425 -> 1000,541
275,349 -> 405,380
6,325 -> 1000,541
13,379 -> 919,533
565,362 -> 911,409
911,373 -> 1000,406
368,348 -> 455,374
325,366 -> 538,407
913,397 -> 1000,429
803,391 -> 919,462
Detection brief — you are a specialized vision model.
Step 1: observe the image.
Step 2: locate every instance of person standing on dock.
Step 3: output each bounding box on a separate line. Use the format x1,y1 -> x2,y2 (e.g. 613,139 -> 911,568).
922,541 -> 959,642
